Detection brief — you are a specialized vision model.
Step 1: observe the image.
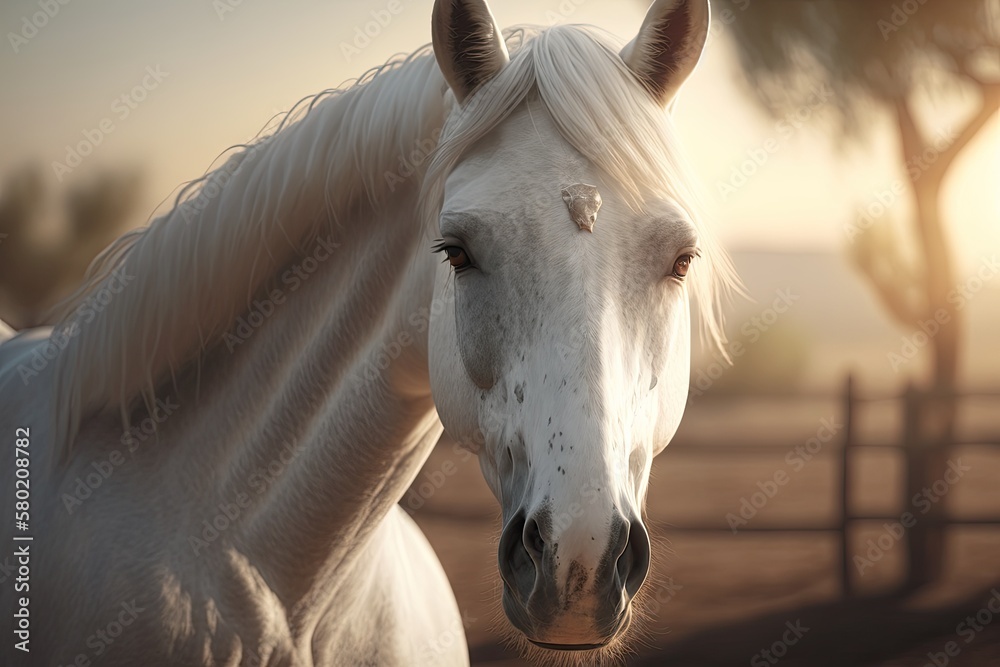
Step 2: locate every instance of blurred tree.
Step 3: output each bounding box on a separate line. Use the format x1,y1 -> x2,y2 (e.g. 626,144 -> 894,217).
713,319 -> 810,394
0,164 -> 142,328
61,168 -> 144,298
713,0 -> 998,591
0,165 -> 54,325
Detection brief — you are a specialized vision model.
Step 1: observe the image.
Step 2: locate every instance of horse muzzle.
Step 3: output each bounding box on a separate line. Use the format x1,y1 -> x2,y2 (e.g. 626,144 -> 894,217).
496,506 -> 650,647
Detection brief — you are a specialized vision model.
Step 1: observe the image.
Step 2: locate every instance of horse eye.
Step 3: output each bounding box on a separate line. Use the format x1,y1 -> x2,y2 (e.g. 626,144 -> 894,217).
672,254 -> 694,279
445,247 -> 469,269
434,243 -> 471,271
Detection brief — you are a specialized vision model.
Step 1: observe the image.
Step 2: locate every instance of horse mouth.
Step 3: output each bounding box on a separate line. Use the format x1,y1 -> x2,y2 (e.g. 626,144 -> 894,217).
527,639 -> 611,651
501,579 -> 634,654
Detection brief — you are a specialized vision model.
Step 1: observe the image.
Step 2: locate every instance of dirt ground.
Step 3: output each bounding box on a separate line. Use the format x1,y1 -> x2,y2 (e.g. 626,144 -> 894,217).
408,394 -> 1000,665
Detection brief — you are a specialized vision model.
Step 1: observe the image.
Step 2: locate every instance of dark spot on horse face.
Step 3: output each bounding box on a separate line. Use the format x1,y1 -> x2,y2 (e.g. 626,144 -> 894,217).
514,383 -> 524,403
563,561 -> 589,610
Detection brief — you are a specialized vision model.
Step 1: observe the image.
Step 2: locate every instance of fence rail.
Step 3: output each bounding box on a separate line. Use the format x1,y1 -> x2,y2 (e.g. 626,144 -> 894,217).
666,375 -> 1000,595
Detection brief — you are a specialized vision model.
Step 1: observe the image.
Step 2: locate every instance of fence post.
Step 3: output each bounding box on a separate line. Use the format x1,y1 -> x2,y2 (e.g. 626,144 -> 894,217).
839,373 -> 854,596
902,381 -> 925,592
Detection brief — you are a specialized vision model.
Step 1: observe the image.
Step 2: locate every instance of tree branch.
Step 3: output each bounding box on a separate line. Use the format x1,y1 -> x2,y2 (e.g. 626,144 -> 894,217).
933,83 -> 1000,179
852,240 -> 923,327
932,35 -> 1000,88
894,95 -> 929,175
903,37 -> 1000,181
859,261 -> 921,327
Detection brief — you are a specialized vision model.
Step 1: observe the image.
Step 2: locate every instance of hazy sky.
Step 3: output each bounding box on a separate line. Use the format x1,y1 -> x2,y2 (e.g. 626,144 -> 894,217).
1,0 -> 996,267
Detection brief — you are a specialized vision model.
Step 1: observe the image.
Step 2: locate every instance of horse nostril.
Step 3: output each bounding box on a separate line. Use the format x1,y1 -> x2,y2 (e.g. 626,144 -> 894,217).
498,510 -> 537,602
523,516 -> 545,560
616,520 -> 651,599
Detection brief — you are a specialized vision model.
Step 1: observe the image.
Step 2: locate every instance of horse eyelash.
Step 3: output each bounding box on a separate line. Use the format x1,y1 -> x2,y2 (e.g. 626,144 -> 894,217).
431,239 -> 472,273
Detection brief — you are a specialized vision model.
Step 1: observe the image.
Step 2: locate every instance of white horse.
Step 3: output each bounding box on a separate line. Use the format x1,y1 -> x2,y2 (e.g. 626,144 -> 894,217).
0,0 -> 735,664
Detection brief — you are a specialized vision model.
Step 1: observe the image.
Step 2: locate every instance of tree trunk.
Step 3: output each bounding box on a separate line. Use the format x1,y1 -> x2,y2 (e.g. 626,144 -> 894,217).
903,159 -> 961,591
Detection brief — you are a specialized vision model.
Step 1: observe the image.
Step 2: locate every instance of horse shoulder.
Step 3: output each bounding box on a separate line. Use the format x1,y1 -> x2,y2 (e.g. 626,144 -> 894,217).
313,506 -> 469,667
0,318 -> 14,345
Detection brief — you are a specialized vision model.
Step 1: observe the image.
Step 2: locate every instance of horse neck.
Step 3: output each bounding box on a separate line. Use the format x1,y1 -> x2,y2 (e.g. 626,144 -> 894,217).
178,182 -> 443,608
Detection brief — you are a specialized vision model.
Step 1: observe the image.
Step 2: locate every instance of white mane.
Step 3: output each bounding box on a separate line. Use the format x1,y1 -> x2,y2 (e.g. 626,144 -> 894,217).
50,24 -> 738,463
50,46 -> 447,461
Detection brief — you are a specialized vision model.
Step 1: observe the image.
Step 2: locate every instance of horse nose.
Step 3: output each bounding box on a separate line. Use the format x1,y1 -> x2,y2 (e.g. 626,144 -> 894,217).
615,518 -> 650,599
497,507 -> 651,645
498,510 -> 537,602
498,509 -> 561,602
499,508 -> 650,603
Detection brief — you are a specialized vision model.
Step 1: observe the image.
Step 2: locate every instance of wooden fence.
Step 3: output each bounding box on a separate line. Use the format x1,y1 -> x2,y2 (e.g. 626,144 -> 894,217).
667,375 -> 1000,595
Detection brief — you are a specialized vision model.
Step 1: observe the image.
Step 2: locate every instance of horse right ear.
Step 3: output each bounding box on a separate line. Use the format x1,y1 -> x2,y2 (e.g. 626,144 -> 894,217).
620,0 -> 710,107
431,0 -> 509,104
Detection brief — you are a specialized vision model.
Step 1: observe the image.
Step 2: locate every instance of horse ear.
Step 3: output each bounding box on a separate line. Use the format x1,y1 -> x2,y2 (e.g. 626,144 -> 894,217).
620,0 -> 710,107
431,0 -> 509,104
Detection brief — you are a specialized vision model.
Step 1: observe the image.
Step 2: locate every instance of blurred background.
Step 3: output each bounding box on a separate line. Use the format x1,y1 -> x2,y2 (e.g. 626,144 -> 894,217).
2,0 -> 998,664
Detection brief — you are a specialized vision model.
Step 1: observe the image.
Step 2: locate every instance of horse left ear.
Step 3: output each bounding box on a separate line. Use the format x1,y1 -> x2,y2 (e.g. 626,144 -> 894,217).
620,0 -> 710,107
431,0 -> 510,104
